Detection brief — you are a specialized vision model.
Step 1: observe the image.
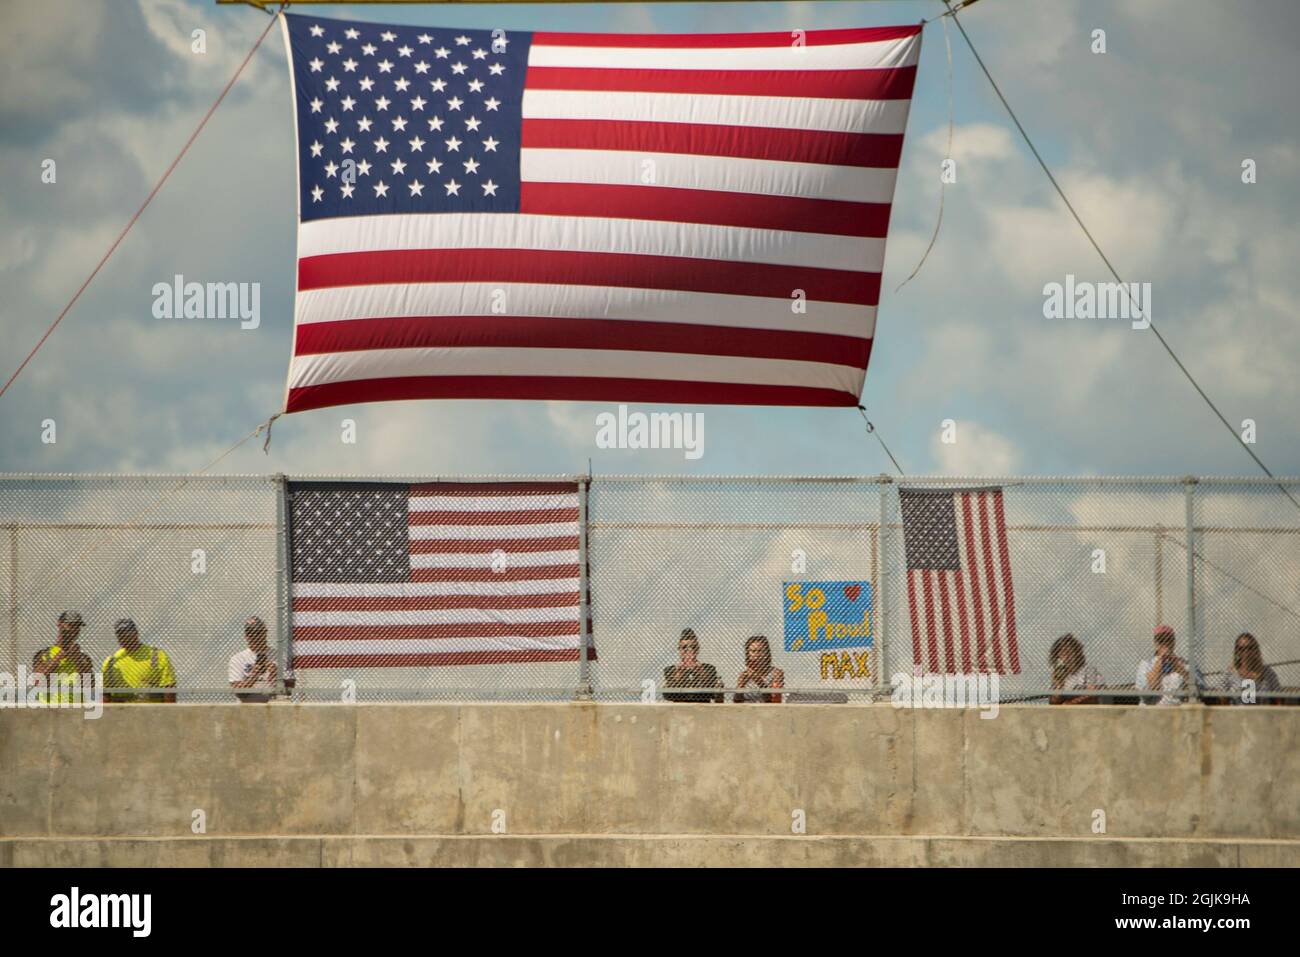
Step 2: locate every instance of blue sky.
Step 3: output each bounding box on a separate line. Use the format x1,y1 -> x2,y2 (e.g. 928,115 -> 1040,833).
3,0 -> 1299,479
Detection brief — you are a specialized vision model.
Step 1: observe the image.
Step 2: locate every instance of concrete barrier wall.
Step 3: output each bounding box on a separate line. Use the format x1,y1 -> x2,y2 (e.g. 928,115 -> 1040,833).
2,703 -> 1297,842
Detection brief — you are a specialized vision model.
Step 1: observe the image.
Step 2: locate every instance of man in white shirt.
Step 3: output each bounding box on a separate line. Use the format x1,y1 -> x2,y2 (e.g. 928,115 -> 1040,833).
228,616 -> 278,703
1135,625 -> 1199,705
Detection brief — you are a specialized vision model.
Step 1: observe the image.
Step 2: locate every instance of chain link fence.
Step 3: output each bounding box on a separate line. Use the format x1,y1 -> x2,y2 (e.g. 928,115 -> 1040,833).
2,475 -> 280,703
2,474 -> 1297,704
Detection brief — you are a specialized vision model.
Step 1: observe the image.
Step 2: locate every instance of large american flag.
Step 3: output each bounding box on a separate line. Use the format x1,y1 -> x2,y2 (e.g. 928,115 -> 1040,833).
289,481 -> 587,667
279,13 -> 921,413
899,487 -> 1021,675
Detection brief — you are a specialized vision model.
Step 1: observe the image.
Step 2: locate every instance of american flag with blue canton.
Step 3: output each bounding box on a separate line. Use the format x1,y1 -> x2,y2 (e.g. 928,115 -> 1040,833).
899,487 -> 1021,675
280,12 -> 922,413
289,481 -> 589,668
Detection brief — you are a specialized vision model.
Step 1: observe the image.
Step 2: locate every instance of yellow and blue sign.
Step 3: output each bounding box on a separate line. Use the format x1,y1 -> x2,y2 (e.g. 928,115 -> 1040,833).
784,581 -> 874,653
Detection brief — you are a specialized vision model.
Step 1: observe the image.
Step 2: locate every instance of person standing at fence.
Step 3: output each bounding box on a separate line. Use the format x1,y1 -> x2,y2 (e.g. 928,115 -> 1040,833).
1135,625 -> 1198,706
228,616 -> 278,703
1048,633 -> 1104,705
1219,633 -> 1281,705
31,611 -> 95,705
734,636 -> 784,703
101,619 -> 177,703
662,629 -> 723,703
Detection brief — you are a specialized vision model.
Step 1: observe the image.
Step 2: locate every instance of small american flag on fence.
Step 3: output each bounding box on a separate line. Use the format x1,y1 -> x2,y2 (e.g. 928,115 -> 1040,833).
289,481 -> 587,668
279,13 -> 921,412
899,487 -> 1021,675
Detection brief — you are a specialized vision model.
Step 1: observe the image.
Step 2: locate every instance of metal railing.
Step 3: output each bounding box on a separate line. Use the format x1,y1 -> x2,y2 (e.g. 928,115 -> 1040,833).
2,473 -> 1298,705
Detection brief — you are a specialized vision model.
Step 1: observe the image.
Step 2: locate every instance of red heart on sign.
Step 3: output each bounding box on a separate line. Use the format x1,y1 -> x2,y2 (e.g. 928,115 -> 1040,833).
844,585 -> 861,601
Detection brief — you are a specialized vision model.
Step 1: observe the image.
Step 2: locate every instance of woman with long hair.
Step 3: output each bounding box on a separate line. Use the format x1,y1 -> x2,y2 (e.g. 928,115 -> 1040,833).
1048,633 -> 1103,705
1220,632 -> 1281,705
734,635 -> 784,703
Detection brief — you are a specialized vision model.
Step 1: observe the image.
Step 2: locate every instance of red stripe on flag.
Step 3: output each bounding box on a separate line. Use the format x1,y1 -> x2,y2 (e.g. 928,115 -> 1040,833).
905,569 -> 923,669
409,483 -> 576,496
961,492 -> 989,673
410,564 -> 581,582
520,182 -> 892,238
976,492 -> 1006,675
521,118 -> 905,168
992,490 -> 1021,673
531,26 -> 922,47
293,649 -> 582,668
952,552 -> 972,674
524,66 -> 917,100
920,568 -> 939,673
297,249 -> 880,306
293,593 -> 580,612
293,314 -> 872,368
408,536 -> 579,554
286,376 -> 858,413
407,507 -> 580,525
294,621 -> 581,641
937,570 -> 956,673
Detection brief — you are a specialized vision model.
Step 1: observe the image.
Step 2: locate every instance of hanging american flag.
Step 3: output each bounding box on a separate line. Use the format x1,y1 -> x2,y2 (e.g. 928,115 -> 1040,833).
899,487 -> 1021,675
279,13 -> 921,413
289,481 -> 586,667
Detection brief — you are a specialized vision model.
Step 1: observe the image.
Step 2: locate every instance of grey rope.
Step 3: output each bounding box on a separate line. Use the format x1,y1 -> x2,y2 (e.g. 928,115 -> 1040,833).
942,0 -> 1300,518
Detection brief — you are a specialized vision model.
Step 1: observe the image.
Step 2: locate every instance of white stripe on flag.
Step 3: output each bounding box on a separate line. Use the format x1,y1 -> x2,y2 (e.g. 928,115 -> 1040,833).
288,347 -> 865,393
407,493 -> 580,512
973,492 -> 1003,669
294,283 -> 876,339
519,149 -> 899,204
521,89 -> 913,135
984,493 -> 1011,669
911,568 -> 931,667
408,521 -> 579,540
298,212 -> 885,273
410,550 -> 579,569
293,606 -> 581,627
526,37 -> 921,71
954,493 -> 978,668
938,569 -> 956,672
294,636 -> 580,657
291,579 -> 580,597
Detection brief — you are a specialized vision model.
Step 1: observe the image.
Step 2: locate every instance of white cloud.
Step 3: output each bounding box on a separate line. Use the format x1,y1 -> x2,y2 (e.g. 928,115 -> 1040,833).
3,0 -> 1300,483
930,420 -> 1023,476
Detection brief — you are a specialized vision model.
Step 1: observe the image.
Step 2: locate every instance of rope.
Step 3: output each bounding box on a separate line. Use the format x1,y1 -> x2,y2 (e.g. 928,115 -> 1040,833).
942,0 -> 1300,519
0,9 -> 283,403
857,406 -> 906,475
895,10 -> 953,293
261,412 -> 282,453
921,0 -> 982,25
1157,530 -> 1300,626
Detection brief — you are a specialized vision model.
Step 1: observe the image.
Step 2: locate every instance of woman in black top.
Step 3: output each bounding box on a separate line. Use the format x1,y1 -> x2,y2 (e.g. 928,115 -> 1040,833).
663,629 -> 723,702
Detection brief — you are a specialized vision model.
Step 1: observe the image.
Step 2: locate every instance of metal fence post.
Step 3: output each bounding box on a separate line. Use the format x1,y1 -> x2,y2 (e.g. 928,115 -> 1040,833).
1183,477 -> 1200,701
7,524 -> 17,680
274,474 -> 292,697
575,475 -> 594,700
1154,523 -> 1164,626
875,475 -> 891,699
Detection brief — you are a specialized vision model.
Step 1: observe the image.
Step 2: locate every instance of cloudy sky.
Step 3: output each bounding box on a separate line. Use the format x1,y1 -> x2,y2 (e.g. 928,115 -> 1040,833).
3,0 -> 1299,479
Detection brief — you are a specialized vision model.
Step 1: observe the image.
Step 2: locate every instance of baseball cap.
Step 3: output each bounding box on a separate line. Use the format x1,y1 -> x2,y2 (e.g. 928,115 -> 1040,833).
114,618 -> 138,637
1154,624 -> 1175,640
58,611 -> 84,627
